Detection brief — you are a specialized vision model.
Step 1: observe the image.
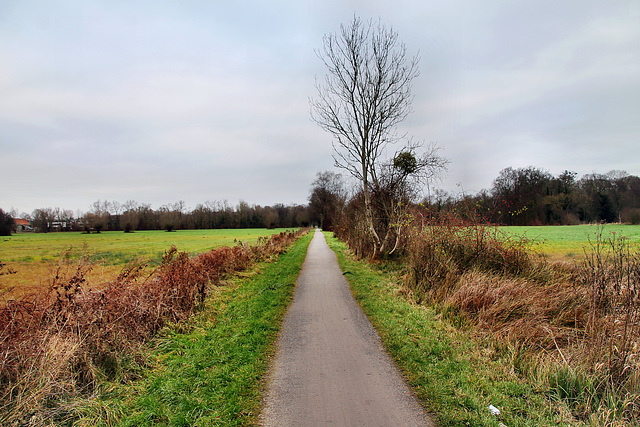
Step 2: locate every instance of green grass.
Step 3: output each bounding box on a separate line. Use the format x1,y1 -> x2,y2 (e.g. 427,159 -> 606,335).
325,232 -> 580,426
1,228 -> 298,265
501,224 -> 640,261
0,229 -> 298,300
76,232 -> 312,427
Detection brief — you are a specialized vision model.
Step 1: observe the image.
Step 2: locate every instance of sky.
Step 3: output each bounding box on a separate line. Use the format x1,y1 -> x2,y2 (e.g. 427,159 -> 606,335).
1,0 -> 639,215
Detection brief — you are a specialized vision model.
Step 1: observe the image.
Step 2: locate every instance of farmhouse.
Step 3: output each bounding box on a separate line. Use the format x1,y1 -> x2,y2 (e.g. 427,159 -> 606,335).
13,218 -> 32,232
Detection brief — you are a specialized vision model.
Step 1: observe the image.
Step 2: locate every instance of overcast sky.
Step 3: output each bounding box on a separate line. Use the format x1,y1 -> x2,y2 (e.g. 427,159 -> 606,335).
2,0 -> 639,215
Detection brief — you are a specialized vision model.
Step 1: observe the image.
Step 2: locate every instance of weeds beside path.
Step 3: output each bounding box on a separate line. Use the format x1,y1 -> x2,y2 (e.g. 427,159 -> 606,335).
325,232 -> 580,426
85,232 -> 313,426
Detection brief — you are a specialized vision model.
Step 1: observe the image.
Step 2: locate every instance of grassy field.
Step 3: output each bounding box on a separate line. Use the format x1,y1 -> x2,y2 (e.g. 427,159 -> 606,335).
501,224 -> 640,261
73,231 -> 313,426
0,229 -> 297,300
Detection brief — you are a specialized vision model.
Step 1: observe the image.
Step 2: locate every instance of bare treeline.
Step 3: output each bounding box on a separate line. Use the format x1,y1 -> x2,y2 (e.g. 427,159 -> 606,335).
434,167 -> 640,226
17,200 -> 310,233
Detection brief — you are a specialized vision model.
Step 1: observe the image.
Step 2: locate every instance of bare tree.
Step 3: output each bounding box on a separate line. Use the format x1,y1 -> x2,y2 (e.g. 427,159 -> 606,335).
122,200 -> 139,212
32,208 -> 56,233
54,208 -> 75,231
121,200 -> 140,233
109,201 -> 123,216
159,204 -> 180,232
311,16 -> 431,256
84,200 -> 110,233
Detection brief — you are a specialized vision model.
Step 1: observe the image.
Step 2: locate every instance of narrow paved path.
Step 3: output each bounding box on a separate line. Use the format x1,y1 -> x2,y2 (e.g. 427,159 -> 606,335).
262,229 -> 434,426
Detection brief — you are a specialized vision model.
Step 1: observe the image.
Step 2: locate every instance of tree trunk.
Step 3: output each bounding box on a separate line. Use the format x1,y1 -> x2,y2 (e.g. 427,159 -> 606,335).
362,177 -> 382,258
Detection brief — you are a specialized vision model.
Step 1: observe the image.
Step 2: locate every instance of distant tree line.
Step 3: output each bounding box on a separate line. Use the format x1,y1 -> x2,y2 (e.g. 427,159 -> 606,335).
6,167 -> 639,236
7,200 -> 310,233
307,167 -> 640,246
433,167 -> 640,226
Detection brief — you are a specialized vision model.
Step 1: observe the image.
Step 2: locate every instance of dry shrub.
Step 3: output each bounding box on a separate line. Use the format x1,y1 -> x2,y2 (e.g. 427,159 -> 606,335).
0,229 -> 305,425
333,192 -> 376,258
573,230 -> 640,420
448,271 -> 589,349
404,212 -> 537,302
403,217 -> 640,422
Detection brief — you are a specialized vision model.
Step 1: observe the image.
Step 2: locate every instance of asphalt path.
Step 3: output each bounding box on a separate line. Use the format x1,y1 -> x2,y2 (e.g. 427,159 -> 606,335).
261,229 -> 434,426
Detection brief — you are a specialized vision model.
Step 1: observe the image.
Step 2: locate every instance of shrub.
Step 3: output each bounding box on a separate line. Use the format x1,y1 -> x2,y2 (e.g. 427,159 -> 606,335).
404,212 -> 537,303
621,207 -> 640,225
577,230 -> 640,387
333,192 -> 375,258
0,209 -> 14,236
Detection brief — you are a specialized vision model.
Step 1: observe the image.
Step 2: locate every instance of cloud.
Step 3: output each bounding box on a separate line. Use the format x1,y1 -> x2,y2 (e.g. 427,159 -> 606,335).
1,0 -> 639,213
401,1 -> 640,193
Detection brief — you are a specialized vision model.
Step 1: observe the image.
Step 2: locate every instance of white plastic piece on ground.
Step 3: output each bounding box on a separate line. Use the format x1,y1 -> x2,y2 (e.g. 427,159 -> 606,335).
488,404 -> 501,416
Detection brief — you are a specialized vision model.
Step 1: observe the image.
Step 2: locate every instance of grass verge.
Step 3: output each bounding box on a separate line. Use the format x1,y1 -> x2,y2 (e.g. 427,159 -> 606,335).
76,231 -> 312,427
325,232 -> 580,426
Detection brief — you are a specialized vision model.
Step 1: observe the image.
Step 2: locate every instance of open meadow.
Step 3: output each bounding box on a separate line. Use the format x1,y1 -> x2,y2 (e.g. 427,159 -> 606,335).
3,224 -> 637,300
0,228 -> 297,301
502,224 -> 640,261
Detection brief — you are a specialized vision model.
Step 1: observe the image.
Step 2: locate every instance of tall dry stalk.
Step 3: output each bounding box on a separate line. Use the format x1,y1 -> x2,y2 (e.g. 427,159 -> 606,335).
580,228 -> 640,396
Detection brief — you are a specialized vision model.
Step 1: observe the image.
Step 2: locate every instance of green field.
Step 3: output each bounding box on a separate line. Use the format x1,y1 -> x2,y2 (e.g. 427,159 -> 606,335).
0,228 -> 297,299
501,224 -> 640,261
1,228 -> 297,264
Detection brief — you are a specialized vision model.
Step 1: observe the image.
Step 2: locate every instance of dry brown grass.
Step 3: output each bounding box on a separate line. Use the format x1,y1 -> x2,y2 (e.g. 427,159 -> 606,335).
0,262 -> 129,304
0,230 -> 306,426
402,217 -> 640,424
448,270 -> 589,348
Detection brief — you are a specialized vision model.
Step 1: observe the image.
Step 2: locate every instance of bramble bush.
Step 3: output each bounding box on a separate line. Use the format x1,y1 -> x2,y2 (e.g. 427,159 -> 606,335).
404,211 -> 536,301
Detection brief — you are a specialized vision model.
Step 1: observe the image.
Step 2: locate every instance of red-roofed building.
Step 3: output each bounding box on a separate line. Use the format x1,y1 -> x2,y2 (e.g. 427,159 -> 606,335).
13,218 -> 32,232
